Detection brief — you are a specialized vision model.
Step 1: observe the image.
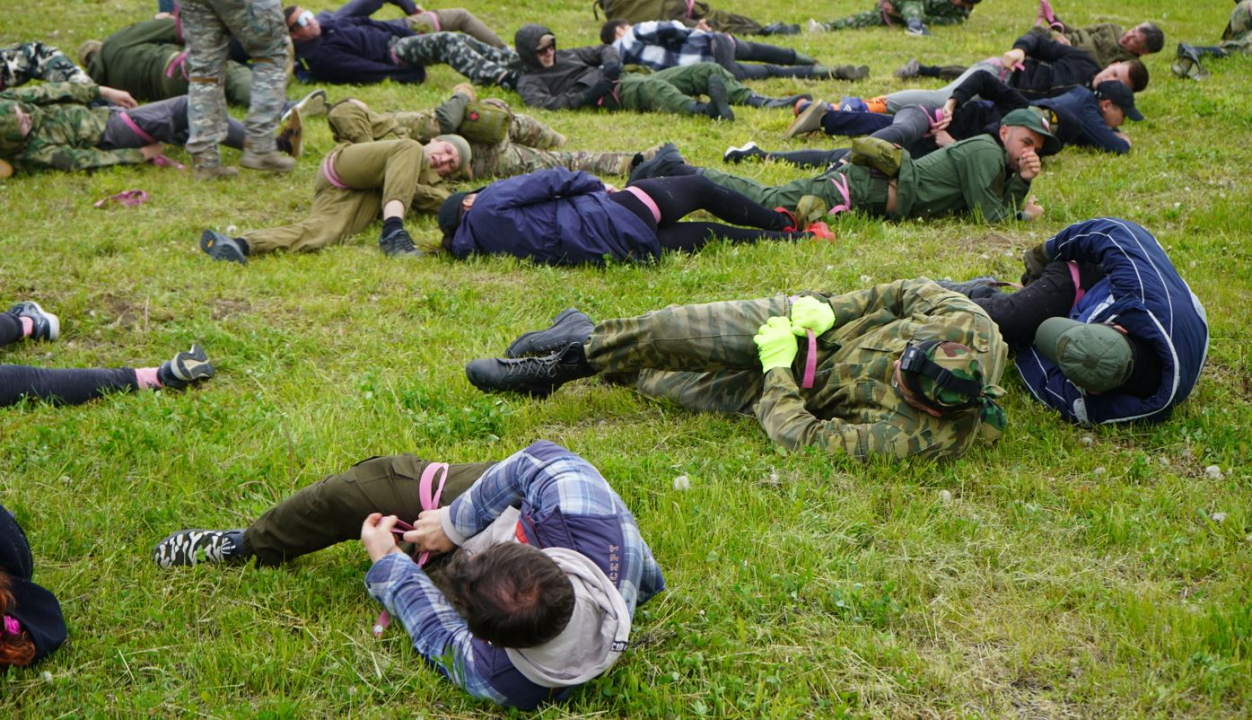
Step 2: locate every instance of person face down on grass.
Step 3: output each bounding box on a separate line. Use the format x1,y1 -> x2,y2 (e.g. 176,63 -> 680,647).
152,441 -> 664,711
433,166 -> 833,266
465,279 -> 1009,462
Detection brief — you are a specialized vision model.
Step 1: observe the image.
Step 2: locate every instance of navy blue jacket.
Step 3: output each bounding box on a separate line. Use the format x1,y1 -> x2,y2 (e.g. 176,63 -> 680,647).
951,70 -> 1128,154
1009,31 -> 1102,99
448,168 -> 661,266
294,0 -> 422,84
1017,219 -> 1209,425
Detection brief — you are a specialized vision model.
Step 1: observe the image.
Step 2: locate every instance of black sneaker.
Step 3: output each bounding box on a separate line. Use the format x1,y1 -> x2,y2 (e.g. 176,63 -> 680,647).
379,226 -> 422,257
153,529 -> 247,568
505,308 -> 594,358
465,343 -> 595,398
935,276 -> 1003,300
761,22 -> 800,35
6,301 -> 60,341
706,74 -> 734,122
200,230 -> 248,264
723,142 -> 768,164
158,344 -> 216,390
628,142 -> 692,183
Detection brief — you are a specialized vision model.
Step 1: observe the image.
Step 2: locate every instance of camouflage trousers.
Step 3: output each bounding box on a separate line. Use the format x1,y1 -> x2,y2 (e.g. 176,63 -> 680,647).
586,295 -> 816,414
389,33 -> 518,86
405,8 -> 507,49
388,107 -> 632,177
181,0 -> 289,161
1221,0 -> 1252,53
0,42 -> 92,89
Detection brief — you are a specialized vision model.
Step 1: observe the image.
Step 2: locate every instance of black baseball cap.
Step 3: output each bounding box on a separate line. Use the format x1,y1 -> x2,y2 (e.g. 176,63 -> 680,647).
1094,80 -> 1145,121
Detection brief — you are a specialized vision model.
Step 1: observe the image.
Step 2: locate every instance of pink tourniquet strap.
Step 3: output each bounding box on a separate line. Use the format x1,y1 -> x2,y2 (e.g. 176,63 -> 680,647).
828,174 -> 852,214
165,51 -> 188,79
420,10 -> 440,31
3,615 -> 20,636
94,190 -> 150,208
119,112 -> 157,144
801,330 -> 817,389
321,151 -> 349,189
1067,261 -> 1085,311
685,0 -> 695,18
622,186 -> 662,223
374,461 -> 450,638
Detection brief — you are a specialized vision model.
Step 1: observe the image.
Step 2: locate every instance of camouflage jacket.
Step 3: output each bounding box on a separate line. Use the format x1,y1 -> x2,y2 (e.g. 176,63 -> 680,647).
1062,24 -> 1135,67
0,82 -> 145,171
890,0 -> 972,25
1,42 -> 92,90
755,279 -> 1008,461
326,100 -> 450,213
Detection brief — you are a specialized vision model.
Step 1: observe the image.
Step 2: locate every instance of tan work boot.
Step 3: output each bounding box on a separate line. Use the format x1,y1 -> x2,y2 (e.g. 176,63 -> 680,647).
277,107 -> 303,159
192,156 -> 239,181
452,82 -> 477,101
241,147 -> 296,173
0,158 -> 13,180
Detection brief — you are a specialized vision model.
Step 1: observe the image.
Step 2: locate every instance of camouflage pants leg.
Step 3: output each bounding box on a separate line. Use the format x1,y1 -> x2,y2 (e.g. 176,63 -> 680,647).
493,144 -> 632,177
391,32 -> 517,86
1220,1 -> 1252,53
586,296 -> 792,414
509,112 -> 565,149
182,0 -> 288,159
0,42 -> 93,86
821,8 -> 887,31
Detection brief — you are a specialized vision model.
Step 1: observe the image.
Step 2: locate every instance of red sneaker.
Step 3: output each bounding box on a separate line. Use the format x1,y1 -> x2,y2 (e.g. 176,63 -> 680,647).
805,221 -> 835,241
775,206 -> 799,232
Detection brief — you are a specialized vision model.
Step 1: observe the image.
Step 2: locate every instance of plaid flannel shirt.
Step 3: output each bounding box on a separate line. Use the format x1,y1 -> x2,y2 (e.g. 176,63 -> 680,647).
612,21 -> 716,71
364,441 -> 663,706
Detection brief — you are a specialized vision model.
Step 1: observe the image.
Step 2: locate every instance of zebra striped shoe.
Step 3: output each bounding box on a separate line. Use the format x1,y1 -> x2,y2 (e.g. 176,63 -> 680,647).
153,529 -> 246,568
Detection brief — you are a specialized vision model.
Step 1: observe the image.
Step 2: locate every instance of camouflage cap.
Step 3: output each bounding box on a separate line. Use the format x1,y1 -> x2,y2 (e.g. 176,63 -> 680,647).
900,340 -> 1008,435
0,101 -> 28,157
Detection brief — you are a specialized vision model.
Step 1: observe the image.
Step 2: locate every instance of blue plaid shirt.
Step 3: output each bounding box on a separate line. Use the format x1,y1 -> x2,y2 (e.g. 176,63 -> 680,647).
612,21 -> 717,71
364,441 -> 664,706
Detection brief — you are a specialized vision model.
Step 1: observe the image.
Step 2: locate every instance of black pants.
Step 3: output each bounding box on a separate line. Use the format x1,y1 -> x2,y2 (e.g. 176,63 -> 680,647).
98,96 -> 246,151
766,105 -> 938,170
710,33 -> 808,80
971,260 -> 1100,347
1,314 -> 140,407
616,175 -> 804,252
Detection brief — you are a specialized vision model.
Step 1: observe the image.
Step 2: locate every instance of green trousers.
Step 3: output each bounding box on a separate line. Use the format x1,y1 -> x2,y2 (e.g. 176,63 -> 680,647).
617,63 -> 752,115
243,454 -> 495,565
586,295 -> 797,414
242,138 -> 424,254
699,166 -> 888,215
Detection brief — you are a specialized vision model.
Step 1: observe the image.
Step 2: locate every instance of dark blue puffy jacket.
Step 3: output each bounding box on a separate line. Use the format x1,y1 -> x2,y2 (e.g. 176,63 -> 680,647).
1017,218 -> 1209,425
448,168 -> 660,265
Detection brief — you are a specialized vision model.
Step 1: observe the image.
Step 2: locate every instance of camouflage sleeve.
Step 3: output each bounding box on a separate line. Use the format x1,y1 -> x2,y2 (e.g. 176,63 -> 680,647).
755,368 -> 933,460
19,144 -> 145,172
823,279 -> 990,338
6,81 -> 99,106
897,1 -> 925,23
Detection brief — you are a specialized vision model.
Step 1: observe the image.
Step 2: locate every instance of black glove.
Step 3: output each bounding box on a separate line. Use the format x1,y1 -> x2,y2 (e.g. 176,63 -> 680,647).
1020,242 -> 1051,286
602,62 -> 622,80
582,78 -> 615,106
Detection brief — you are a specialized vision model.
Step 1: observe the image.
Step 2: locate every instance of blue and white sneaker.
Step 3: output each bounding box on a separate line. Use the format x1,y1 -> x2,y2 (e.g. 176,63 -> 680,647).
6,301 -> 60,341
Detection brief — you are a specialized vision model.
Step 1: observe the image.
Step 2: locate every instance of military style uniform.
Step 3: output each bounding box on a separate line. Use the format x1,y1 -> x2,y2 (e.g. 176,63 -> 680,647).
1222,0 -> 1252,54
0,42 -> 91,90
615,63 -> 753,115
85,19 -> 253,107
180,0 -> 289,164
0,82 -> 243,172
699,135 -> 1031,224
328,97 -> 636,181
819,0 -> 972,31
585,279 -> 1007,460
594,0 -> 766,36
1056,24 -> 1136,67
389,32 -> 518,87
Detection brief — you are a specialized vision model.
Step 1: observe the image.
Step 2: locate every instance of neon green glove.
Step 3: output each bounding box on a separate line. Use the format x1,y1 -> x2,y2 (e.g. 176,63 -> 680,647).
754,316 -> 798,372
789,296 -> 835,337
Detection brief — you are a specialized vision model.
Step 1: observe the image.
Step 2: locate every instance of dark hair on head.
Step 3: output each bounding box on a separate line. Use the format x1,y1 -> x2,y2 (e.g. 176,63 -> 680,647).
1141,23 -> 1164,54
1126,59 -> 1149,92
446,543 -> 575,649
0,572 -> 36,670
599,19 -> 630,46
283,6 -> 299,22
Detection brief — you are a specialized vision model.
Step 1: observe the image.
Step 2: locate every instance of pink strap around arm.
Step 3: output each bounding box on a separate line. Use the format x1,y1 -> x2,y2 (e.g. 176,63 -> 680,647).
373,461 -> 450,638
1067,260 -> 1085,311
801,330 -> 817,389
828,174 -> 852,215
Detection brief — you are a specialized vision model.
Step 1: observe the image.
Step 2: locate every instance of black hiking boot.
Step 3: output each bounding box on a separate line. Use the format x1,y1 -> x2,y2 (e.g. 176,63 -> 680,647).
629,142 -> 695,182
465,343 -> 595,398
505,309 -> 594,358
706,74 -> 734,121
379,226 -> 422,257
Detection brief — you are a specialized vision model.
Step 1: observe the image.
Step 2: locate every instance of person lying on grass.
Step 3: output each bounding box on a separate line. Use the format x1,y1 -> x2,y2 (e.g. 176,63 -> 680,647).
0,41 -> 137,107
153,441 -> 663,710
1,301 -> 214,408
631,108 -> 1056,225
734,72 -> 1140,169
434,166 -> 833,266
1,505 -> 67,672
865,30 -> 1148,114
936,218 -> 1209,426
466,280 -> 1008,461
807,0 -> 980,38
512,24 -> 807,122
0,81 -> 298,172
1172,0 -> 1252,79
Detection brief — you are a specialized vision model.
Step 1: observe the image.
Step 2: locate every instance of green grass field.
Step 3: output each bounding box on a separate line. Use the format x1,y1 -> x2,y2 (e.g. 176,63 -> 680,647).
2,0 -> 1250,717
